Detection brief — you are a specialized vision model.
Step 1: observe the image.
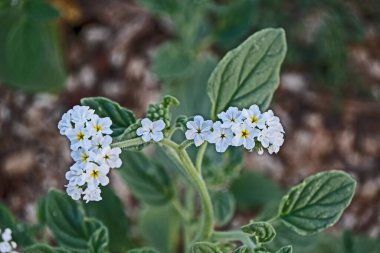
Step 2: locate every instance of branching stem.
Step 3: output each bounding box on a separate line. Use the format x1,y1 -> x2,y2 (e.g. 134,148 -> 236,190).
213,230 -> 256,251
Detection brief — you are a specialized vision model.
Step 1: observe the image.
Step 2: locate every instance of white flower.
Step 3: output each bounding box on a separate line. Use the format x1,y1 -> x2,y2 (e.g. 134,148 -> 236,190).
70,105 -> 94,125
257,127 -> 271,148
65,163 -> 86,186
242,105 -> 265,129
185,115 -> 213,146
0,242 -> 11,253
83,186 -> 102,203
217,107 -> 243,128
0,228 -> 17,253
256,110 -> 285,154
136,118 -> 166,142
267,145 -> 277,154
66,124 -> 92,150
208,121 -> 233,153
231,122 -> 259,150
71,149 -> 95,167
88,115 -> 112,136
97,147 -> 122,168
90,134 -> 112,154
263,110 -> 284,132
58,110 -> 73,135
1,229 -> 11,242
84,163 -> 110,187
66,185 -> 83,200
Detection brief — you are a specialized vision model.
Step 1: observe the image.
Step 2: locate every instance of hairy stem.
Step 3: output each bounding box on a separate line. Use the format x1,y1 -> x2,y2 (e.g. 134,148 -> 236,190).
111,137 -> 144,149
196,142 -> 207,173
171,198 -> 191,222
177,148 -> 214,240
161,139 -> 214,240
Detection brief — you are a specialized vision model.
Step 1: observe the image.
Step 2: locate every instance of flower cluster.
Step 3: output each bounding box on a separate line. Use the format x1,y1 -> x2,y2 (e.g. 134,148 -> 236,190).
0,228 -> 17,253
58,106 -> 122,202
136,118 -> 166,142
185,105 -> 284,154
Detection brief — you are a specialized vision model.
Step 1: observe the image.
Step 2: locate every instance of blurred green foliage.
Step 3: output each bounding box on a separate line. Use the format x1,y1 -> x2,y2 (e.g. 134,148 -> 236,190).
141,0 -> 379,102
0,0 -> 66,92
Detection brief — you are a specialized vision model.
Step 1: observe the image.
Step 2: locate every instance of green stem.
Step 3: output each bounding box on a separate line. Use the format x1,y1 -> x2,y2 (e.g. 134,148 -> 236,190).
168,127 -> 181,138
196,142 -> 207,173
171,199 -> 191,222
213,231 -> 256,251
177,148 -> 214,240
111,137 -> 144,149
179,140 -> 193,149
161,139 -> 179,150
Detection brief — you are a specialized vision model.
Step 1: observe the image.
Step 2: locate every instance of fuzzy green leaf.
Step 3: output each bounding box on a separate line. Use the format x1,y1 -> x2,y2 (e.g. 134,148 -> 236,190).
22,244 -> 68,253
0,203 -> 34,246
0,9 -> 66,92
207,28 -> 287,119
81,97 -> 136,138
127,248 -> 160,253
87,220 -> 109,253
276,245 -> 293,253
211,190 -> 236,226
189,242 -> 222,253
231,247 -> 250,253
119,151 -> 174,205
44,190 -> 108,252
85,187 -> 130,252
278,171 -> 356,235
241,221 -> 276,244
139,205 -> 180,253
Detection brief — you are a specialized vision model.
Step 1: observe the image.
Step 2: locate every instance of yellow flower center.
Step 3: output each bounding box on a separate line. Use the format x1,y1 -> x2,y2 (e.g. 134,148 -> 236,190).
221,133 -> 226,139
251,116 -> 259,124
241,129 -> 249,138
81,153 -> 89,162
76,132 -> 85,141
95,125 -> 102,132
196,128 -> 202,134
104,154 -> 110,160
91,170 -> 99,179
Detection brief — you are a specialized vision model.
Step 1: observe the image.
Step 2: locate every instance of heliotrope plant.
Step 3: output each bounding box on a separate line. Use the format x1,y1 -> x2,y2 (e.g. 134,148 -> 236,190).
1,28 -> 357,253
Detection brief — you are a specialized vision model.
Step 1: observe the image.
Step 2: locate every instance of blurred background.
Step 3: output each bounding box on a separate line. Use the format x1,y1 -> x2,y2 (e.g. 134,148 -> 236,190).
1,0 -> 380,251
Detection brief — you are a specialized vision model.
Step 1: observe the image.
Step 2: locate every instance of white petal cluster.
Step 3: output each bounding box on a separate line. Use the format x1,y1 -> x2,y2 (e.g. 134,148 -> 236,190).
185,105 -> 284,154
136,118 -> 166,142
0,228 -> 17,253
58,106 -> 122,202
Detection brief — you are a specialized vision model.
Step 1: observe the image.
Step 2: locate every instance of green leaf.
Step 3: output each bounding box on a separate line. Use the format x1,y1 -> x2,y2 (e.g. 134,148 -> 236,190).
139,205 -> 180,253
231,247 -> 250,253
127,248 -> 160,253
0,203 -> 34,246
24,0 -> 60,21
81,97 -> 136,138
203,147 -> 243,187
189,242 -> 222,253
207,28 -> 287,119
241,221 -> 276,244
22,244 -> 68,253
85,187 -> 130,252
87,220 -> 109,253
211,190 -> 236,226
119,151 -> 174,205
45,190 -> 107,252
278,170 -> 356,235
231,171 -> 283,212
276,245 -> 292,253
0,9 -> 66,92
